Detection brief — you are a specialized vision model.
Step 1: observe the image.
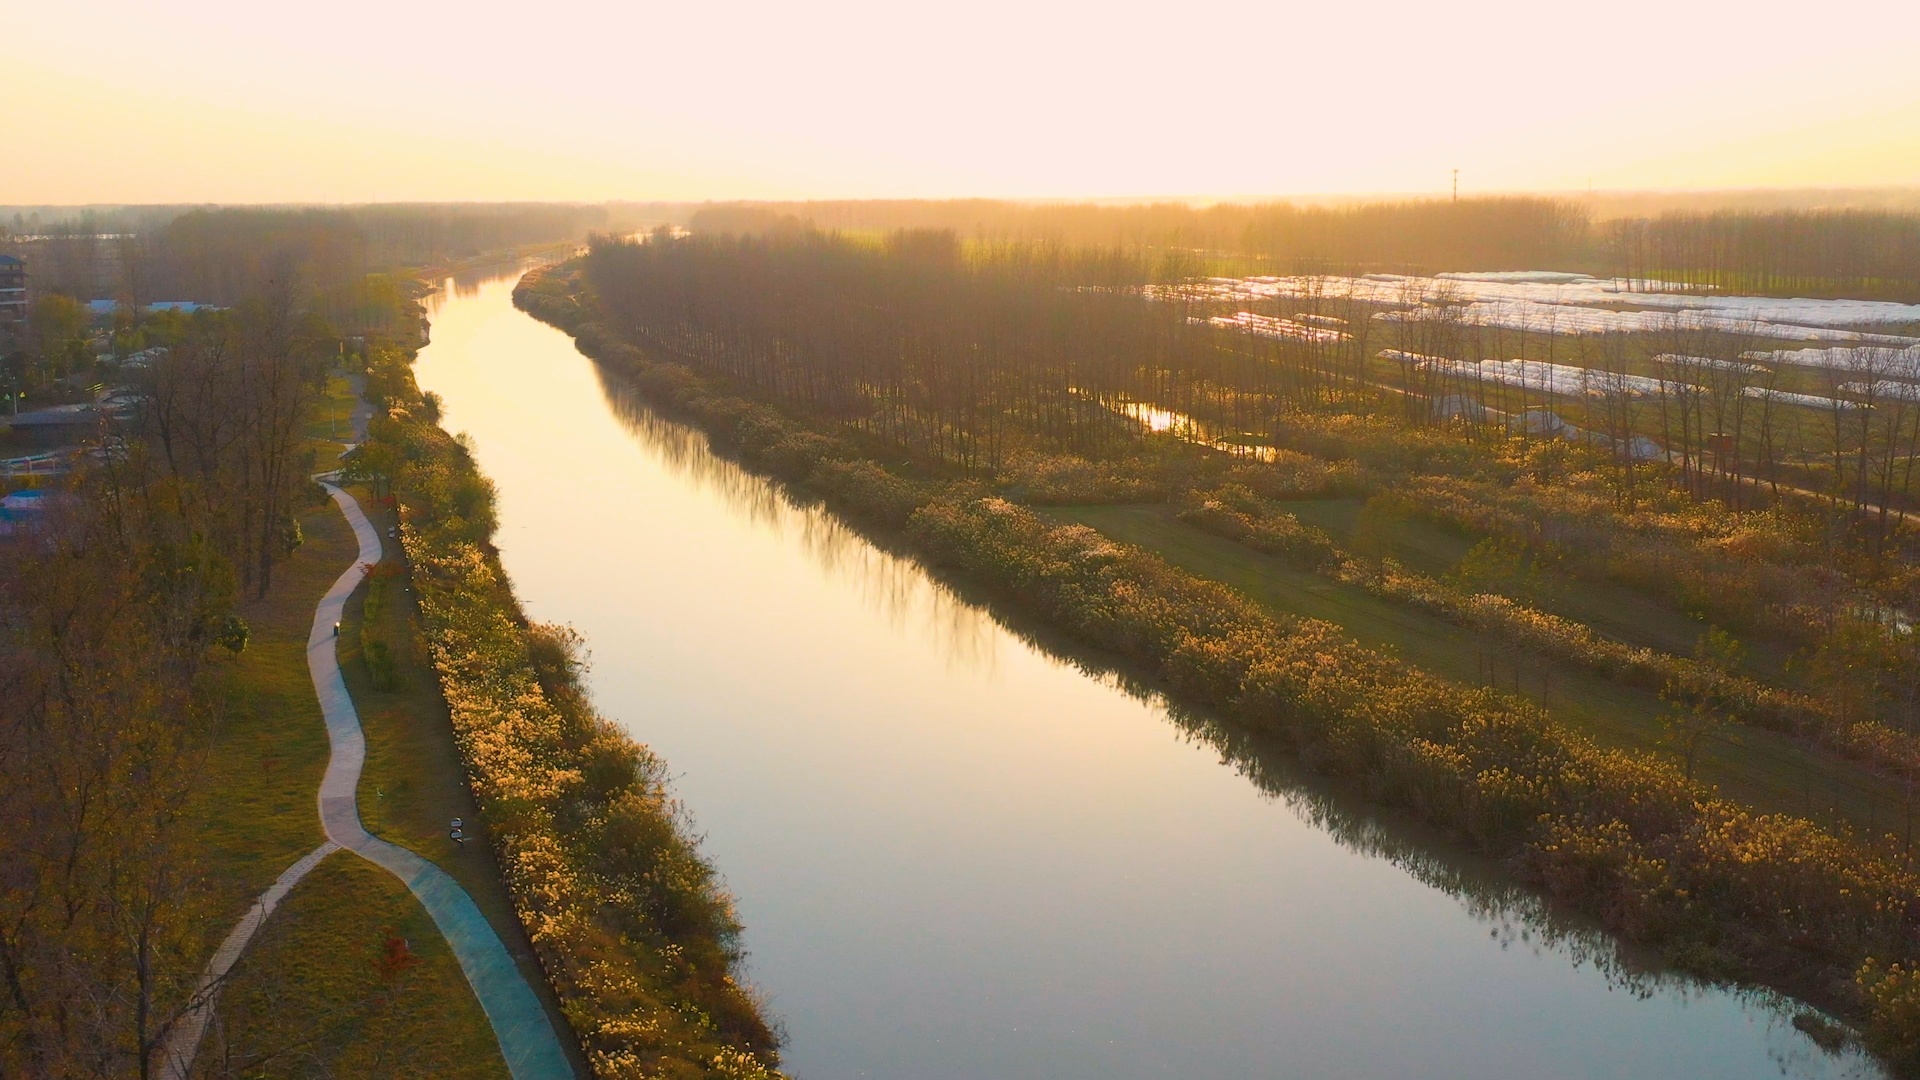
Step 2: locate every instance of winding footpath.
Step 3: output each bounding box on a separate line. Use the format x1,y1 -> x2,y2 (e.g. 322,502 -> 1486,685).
159,480 -> 574,1080
312,482 -> 573,1078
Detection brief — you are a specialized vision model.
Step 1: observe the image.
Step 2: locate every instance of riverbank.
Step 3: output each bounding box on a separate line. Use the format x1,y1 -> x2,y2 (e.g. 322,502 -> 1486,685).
517,258 -> 1920,1074
356,315 -> 784,1077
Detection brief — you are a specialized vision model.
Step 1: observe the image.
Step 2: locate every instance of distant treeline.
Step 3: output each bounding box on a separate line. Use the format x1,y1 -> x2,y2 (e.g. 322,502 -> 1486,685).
1610,210 -> 1920,300
691,197 -> 1590,272
690,198 -> 1920,296
5,204 -> 607,309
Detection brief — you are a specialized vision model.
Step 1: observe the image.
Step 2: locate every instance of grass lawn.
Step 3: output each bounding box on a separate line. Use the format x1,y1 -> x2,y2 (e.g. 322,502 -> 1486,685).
191,370 -> 385,930
189,856 -> 505,1080
304,373 -> 362,448
339,486 -> 585,1073
1047,502 -> 1917,840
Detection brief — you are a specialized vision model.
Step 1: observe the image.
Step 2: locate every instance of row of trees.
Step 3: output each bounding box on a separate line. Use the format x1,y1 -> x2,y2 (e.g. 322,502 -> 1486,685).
1384,299 -> 1920,555
590,231 -> 1184,470
1,203 -> 606,311
690,198 -> 1920,299
692,197 -> 1593,271
137,287 -> 337,596
591,230 -> 1920,542
0,448 -> 249,1076
590,232 -> 1442,474
1610,210 -> 1920,300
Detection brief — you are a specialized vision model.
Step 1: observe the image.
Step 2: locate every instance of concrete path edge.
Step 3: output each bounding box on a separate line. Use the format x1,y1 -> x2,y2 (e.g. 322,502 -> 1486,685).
156,840 -> 342,1080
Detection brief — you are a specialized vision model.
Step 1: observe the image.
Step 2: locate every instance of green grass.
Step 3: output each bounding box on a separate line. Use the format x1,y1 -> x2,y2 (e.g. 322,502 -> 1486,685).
191,496 -> 350,928
338,486 -> 585,1073
1282,495 -> 1795,677
189,856 -> 506,1080
1048,501 -> 1918,839
185,488 -> 509,1076
303,373 -> 362,448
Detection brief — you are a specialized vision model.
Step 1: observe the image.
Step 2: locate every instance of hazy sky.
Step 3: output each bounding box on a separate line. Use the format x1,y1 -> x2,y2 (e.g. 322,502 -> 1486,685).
9,0 -> 1920,204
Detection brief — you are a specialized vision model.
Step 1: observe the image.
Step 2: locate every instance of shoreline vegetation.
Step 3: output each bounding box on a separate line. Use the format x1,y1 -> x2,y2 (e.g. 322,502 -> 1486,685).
352,302 -> 784,1078
517,248 -> 1920,1075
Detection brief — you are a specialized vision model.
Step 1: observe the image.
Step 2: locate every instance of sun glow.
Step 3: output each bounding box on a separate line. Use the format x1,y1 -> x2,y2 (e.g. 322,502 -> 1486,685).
6,0 -> 1919,204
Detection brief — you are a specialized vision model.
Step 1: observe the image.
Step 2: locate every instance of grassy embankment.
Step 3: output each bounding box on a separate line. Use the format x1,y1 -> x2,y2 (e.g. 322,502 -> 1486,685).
518,257 -> 1920,1074
183,371 -> 530,1078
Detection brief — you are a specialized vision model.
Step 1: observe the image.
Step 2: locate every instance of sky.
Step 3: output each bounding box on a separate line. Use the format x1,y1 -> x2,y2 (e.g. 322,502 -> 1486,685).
8,0 -> 1920,205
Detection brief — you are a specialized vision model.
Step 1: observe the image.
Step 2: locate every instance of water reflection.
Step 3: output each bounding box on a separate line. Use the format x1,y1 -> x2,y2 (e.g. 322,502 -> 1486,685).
415,265 -> 1884,1080
594,367 -> 1005,677
1172,702 -> 1868,1079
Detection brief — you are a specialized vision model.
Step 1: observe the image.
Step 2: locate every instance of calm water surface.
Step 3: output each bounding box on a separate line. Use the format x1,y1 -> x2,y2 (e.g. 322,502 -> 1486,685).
415,266 -> 1880,1080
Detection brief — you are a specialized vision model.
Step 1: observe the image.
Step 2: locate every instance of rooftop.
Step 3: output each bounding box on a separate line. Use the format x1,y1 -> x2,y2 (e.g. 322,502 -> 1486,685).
86,299 -> 215,315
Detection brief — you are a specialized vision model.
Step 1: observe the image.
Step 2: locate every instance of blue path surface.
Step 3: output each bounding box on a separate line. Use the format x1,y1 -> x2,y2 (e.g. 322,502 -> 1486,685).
313,481 -> 575,1080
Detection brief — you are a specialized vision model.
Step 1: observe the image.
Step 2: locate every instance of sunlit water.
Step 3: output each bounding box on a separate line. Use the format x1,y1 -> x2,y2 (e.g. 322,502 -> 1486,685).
415,264 -> 1882,1080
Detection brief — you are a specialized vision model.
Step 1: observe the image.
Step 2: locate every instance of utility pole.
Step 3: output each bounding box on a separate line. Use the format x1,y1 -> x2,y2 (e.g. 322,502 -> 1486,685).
1452,169 -> 1459,202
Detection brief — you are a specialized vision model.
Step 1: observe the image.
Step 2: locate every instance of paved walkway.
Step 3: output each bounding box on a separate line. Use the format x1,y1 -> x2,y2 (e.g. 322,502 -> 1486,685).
313,481 -> 574,1080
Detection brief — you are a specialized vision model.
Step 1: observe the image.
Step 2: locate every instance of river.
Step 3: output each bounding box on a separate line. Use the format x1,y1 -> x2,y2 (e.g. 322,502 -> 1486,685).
413,263 -> 1880,1080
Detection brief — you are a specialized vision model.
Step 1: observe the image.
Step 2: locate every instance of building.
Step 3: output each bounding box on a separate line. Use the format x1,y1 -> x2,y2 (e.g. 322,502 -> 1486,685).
0,488 -> 52,538
0,254 -> 25,329
86,299 -> 216,320
1,398 -> 136,447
